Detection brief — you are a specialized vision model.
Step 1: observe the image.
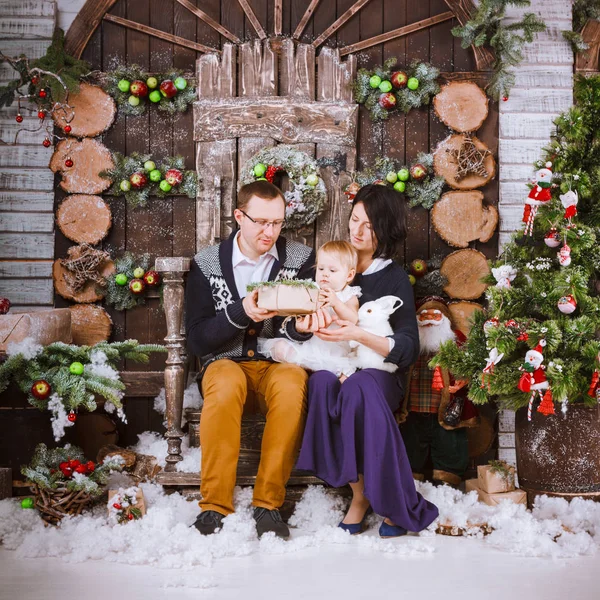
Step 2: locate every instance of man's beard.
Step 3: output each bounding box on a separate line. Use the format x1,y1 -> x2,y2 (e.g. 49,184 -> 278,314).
418,317 -> 455,354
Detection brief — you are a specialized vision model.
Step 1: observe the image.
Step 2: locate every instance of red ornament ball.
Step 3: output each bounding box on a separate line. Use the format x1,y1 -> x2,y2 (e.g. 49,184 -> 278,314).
74,464 -> 88,474
86,461 -> 95,472
64,125 -> 72,133
39,89 -> 47,98
37,110 -> 45,120
128,513 -> 134,521
502,96 -> 508,102
15,114 -> 23,123
31,76 -> 39,85
0,297 -> 10,314
67,411 -> 77,422
42,138 -> 51,148
65,158 -> 74,168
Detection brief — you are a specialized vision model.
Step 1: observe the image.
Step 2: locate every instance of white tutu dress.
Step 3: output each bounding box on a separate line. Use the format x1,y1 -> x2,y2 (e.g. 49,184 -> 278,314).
258,285 -> 362,377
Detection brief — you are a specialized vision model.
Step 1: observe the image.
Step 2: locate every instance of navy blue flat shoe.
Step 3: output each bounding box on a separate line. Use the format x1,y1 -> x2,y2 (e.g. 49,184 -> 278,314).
379,521 -> 408,538
338,506 -> 373,535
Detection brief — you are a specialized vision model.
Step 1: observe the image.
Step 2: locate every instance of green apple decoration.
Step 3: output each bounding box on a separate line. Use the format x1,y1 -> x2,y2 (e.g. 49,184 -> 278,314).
378,80 -> 393,93
253,163 -> 267,177
133,267 -> 145,279
117,79 -> 130,93
174,77 -> 187,90
407,77 -> 419,91
393,181 -> 406,193
306,173 -> 319,187
149,90 -> 161,103
120,180 -> 131,192
115,273 -> 128,286
128,95 -> 140,107
408,274 -> 416,286
159,180 -> 172,192
369,75 -> 382,88
21,498 -> 34,509
386,171 -> 398,184
69,362 -> 85,376
146,76 -> 158,89
144,160 -> 156,171
149,169 -> 162,182
397,168 -> 410,182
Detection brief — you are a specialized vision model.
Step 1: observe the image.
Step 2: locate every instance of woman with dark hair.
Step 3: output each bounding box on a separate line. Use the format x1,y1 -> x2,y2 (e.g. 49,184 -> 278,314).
295,184 -> 439,536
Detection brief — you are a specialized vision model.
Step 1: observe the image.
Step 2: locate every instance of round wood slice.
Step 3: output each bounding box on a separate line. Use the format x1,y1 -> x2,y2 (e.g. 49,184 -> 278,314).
433,81 -> 488,132
448,300 -> 483,336
53,258 -> 115,303
52,83 -> 117,138
69,304 -> 113,345
433,134 -> 495,190
49,138 -> 114,194
57,195 -> 112,244
431,191 -> 498,248
440,249 -> 490,300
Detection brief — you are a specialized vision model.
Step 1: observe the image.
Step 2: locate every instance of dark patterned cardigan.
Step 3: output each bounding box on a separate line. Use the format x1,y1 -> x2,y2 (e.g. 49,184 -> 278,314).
185,231 -> 315,369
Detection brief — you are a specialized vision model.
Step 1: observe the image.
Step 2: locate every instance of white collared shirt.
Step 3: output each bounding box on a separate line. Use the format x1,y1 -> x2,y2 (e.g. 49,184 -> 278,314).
362,257 -> 392,275
232,231 -> 279,298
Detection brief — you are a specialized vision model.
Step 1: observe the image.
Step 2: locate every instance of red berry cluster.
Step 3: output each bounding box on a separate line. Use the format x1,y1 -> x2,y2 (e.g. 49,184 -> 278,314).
59,459 -> 96,478
112,502 -> 135,521
265,165 -> 283,183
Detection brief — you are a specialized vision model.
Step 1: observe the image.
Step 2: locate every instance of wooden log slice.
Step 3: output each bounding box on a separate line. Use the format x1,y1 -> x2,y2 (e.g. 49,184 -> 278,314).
440,249 -> 490,300
56,195 -> 112,244
53,258 -> 115,303
69,304 -> 113,345
52,83 -> 117,138
431,191 -> 498,248
448,300 -> 483,336
49,138 -> 114,194
433,134 -> 495,190
433,81 -> 488,133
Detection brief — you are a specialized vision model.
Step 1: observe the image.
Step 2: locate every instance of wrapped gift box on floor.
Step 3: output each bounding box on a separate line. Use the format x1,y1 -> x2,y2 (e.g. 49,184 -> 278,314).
465,478 -> 526,506
477,462 -> 516,494
0,309 -> 72,354
107,487 -> 146,521
252,280 -> 320,316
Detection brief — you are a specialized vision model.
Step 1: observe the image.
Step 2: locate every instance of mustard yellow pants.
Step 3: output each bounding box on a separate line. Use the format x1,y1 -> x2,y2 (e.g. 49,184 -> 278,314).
199,359 -> 308,515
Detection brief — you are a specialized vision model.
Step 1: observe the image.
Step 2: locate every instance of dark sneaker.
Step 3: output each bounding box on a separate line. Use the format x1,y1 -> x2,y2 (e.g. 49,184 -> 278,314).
253,507 -> 290,539
191,510 -> 225,535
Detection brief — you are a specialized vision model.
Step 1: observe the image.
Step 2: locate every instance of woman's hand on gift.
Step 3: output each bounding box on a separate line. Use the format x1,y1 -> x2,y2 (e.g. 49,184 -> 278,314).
243,290 -> 278,323
296,308 -> 333,332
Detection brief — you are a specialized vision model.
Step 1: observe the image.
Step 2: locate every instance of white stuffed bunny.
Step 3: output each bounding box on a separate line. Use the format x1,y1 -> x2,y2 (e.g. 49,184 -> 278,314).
348,295 -> 403,374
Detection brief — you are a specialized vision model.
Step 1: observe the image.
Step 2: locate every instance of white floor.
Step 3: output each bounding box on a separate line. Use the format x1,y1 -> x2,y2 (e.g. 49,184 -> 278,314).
2,534 -> 598,600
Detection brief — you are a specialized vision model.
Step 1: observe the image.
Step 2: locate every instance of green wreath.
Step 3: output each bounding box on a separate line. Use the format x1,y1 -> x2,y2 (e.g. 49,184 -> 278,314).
240,145 -> 327,229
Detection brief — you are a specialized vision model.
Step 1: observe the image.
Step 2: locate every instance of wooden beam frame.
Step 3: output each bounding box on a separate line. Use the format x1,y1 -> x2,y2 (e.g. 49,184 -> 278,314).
175,0 -> 241,44
274,0 -> 283,36
237,0 -> 267,40
64,0 -> 119,58
312,0 -> 373,49
293,0 -> 322,40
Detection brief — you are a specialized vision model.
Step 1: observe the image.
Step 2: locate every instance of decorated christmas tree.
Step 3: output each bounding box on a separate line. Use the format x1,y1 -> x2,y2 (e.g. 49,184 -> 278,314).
432,75 -> 600,417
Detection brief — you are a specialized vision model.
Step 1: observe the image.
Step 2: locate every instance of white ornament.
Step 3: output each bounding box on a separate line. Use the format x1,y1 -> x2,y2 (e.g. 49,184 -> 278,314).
483,347 -> 504,373
492,264 -> 517,289
557,243 -> 571,267
557,294 -> 577,314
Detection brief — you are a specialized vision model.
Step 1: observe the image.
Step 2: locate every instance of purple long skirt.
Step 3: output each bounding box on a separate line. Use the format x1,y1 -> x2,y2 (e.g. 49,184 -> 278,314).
296,369 -> 439,532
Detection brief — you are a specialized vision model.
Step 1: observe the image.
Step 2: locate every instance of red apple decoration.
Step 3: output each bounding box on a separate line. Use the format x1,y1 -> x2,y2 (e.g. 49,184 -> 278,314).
129,279 -> 145,295
31,379 -> 51,400
86,461 -> 95,472
165,168 -> 183,186
390,71 -> 408,89
378,92 -> 396,110
409,259 -> 428,278
0,297 -> 10,314
143,270 -> 161,287
159,79 -> 177,98
129,80 -> 149,97
129,172 -> 148,189
410,163 -> 428,181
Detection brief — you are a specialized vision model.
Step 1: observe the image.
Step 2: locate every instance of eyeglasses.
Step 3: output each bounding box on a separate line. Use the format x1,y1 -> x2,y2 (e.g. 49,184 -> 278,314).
239,209 -> 285,230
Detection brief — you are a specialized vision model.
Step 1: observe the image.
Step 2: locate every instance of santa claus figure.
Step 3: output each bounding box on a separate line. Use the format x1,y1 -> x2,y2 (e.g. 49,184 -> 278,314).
398,297 -> 479,487
522,162 -> 553,236
517,341 -> 548,393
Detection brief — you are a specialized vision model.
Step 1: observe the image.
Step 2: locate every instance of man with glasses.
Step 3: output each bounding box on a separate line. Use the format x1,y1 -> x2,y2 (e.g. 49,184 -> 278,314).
186,181 -> 315,539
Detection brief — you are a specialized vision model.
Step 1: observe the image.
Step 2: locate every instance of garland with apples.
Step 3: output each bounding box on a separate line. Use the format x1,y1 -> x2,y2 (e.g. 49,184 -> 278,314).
240,145 -> 327,229
431,75 -> 600,415
102,65 -> 195,115
104,253 -> 162,311
0,340 -> 165,440
345,155 -> 445,210
353,58 -> 440,122
100,152 -> 197,208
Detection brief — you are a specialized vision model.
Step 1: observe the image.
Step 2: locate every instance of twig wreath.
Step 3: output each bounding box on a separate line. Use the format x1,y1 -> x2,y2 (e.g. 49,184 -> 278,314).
353,58 -> 440,122
240,145 -> 327,229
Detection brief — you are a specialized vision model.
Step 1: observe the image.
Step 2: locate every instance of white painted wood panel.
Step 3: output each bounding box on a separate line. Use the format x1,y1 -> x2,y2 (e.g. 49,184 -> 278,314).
0,278 -> 53,304
499,433 -> 516,449
499,163 -> 536,182
512,66 -> 572,89
0,40 -> 53,60
0,17 -> 56,39
0,191 -> 54,212
499,114 -> 557,140
497,448 -> 517,466
0,169 -> 55,191
499,181 -> 530,205
501,88 -> 573,113
0,145 -> 53,168
0,120 -> 49,145
505,0 -> 571,21
498,410 -> 516,433
2,1 -> 56,16
0,260 -> 53,278
499,205 -> 524,233
0,212 -> 54,233
500,138 -> 551,165
0,233 -> 54,259
521,41 -> 573,65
